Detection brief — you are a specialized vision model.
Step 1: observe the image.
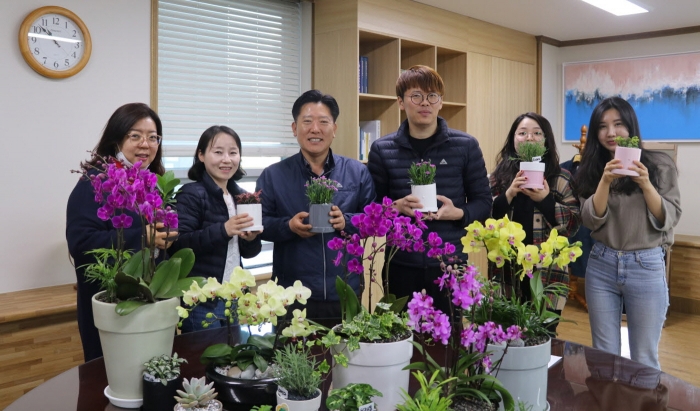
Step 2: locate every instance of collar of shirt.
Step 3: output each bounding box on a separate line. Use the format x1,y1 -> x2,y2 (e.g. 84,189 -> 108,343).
301,149 -> 335,177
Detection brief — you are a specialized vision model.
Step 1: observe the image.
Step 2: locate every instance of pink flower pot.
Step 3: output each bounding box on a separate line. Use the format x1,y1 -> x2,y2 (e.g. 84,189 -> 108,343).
613,146 -> 642,176
520,162 -> 545,189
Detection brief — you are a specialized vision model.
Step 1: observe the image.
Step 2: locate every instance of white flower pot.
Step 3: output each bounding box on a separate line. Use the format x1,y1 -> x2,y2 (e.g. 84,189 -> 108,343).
331,334 -> 413,411
236,203 -> 263,231
276,388 -> 322,411
613,146 -> 642,176
519,162 -> 546,189
488,338 -> 551,411
92,292 -> 180,408
410,183 -> 438,212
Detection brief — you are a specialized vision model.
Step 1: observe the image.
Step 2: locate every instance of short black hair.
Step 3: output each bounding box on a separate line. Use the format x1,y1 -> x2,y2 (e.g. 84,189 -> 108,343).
187,125 -> 246,182
291,89 -> 340,122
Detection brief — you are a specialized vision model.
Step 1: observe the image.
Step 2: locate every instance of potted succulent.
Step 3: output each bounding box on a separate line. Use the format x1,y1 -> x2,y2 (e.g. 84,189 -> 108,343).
273,343 -> 327,411
143,353 -> 187,411
326,383 -> 382,411
326,197 -> 454,411
305,176 -> 342,233
513,141 -> 547,189
178,267 -> 320,408
76,157 -> 206,407
408,160 -> 438,212
613,136 -> 641,176
174,377 -> 222,411
235,189 -> 264,231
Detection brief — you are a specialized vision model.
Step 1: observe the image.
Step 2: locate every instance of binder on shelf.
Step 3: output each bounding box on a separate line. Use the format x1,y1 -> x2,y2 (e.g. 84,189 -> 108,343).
359,120 -> 381,159
358,56 -> 368,94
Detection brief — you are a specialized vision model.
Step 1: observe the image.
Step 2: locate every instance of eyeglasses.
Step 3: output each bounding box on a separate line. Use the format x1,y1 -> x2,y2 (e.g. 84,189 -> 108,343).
126,133 -> 162,146
515,131 -> 545,139
404,92 -> 442,105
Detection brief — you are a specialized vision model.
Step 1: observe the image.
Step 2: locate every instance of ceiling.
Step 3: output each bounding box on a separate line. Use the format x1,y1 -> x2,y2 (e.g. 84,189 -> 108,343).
412,0 -> 700,42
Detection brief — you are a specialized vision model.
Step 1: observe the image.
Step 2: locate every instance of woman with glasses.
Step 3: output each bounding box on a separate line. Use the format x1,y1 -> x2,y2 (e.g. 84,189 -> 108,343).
575,97 -> 680,369
66,103 -> 175,362
489,113 -> 581,326
171,125 -> 262,333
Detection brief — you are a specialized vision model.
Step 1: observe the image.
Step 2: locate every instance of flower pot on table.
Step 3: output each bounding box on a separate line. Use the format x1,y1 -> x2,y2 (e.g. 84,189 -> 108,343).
519,162 -> 546,189
276,387 -> 322,411
410,183 -> 438,212
92,292 -> 180,408
488,338 -> 552,411
309,203 -> 334,233
205,364 -> 278,407
613,146 -> 642,176
143,375 -> 181,411
236,203 -> 263,231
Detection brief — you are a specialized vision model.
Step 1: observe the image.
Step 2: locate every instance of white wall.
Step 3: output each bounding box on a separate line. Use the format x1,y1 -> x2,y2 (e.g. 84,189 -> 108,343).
541,33 -> 700,236
0,0 -> 151,293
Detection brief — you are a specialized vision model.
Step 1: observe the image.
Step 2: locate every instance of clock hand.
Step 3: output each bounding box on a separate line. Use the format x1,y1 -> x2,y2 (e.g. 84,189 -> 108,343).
53,39 -> 62,48
38,26 -> 53,36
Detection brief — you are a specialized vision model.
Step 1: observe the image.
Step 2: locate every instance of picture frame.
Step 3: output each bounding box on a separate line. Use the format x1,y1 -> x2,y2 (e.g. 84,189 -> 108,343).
563,52 -> 700,142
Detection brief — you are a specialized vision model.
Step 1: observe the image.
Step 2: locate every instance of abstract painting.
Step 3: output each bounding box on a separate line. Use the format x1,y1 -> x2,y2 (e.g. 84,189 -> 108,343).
563,52 -> 700,142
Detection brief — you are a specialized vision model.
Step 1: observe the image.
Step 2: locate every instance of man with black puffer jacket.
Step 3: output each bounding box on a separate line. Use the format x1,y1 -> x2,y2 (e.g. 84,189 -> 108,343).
367,65 -> 492,314
257,90 -> 375,320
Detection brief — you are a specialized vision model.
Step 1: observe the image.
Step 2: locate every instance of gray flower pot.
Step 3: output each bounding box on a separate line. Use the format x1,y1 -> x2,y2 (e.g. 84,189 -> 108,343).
309,203 -> 334,233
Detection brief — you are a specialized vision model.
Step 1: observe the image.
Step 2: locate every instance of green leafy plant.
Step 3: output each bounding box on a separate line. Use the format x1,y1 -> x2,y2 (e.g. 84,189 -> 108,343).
174,377 -> 218,409
250,406 -> 272,411
512,141 -> 547,162
75,156 -> 206,315
326,383 -> 382,411
143,353 -> 187,385
614,136 -> 640,148
305,176 -> 341,204
272,343 -> 326,400
397,371 -> 456,411
407,160 -> 437,185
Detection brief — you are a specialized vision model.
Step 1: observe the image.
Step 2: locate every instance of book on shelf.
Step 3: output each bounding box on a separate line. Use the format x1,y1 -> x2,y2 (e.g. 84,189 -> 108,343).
359,120 -> 381,160
358,56 -> 368,93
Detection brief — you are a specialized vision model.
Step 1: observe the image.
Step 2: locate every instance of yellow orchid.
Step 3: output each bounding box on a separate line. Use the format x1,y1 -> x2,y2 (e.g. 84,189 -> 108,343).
465,220 -> 485,238
545,229 -> 569,251
461,232 -> 482,254
182,281 -> 207,305
217,280 -> 245,300
176,306 -> 189,319
484,218 -> 499,232
556,246 -> 583,268
230,266 -> 256,289
201,277 -> 222,300
290,280 -> 312,305
499,220 -> 526,248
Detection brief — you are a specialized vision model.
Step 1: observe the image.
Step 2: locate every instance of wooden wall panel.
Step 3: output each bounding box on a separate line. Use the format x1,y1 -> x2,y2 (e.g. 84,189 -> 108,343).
669,235 -> 700,314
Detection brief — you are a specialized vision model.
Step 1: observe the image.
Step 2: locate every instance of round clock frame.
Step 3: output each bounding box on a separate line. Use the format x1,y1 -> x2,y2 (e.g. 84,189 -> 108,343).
18,6 -> 92,79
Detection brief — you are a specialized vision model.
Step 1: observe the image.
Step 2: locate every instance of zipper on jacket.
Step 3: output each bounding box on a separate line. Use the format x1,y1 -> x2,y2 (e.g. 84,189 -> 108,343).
321,232 -> 327,300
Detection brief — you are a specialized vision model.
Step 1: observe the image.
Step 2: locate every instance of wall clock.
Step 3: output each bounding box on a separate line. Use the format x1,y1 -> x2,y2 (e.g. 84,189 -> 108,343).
18,6 -> 92,79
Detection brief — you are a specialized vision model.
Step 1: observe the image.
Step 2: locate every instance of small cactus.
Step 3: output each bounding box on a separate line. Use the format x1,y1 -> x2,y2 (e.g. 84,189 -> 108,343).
174,377 -> 218,409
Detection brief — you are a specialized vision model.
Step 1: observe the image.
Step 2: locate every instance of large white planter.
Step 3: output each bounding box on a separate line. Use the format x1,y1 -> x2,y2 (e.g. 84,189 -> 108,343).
519,162 -> 546,189
331,335 -> 413,411
410,183 -> 438,212
236,203 -> 263,231
613,146 -> 642,176
488,339 -> 551,411
92,292 -> 180,408
276,388 -> 322,411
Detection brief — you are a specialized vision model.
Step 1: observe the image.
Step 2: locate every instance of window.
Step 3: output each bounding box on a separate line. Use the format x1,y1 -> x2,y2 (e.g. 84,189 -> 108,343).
157,0 -> 307,271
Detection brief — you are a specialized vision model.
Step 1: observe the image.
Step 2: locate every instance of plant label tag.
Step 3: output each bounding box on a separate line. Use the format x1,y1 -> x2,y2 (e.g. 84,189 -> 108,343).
359,403 -> 375,411
532,156 -> 542,162
277,386 -> 288,399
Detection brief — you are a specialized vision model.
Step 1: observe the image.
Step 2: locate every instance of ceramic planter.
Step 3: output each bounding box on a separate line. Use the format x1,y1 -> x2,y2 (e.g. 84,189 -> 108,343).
276,387 -> 322,411
237,203 -> 263,231
173,399 -> 223,411
309,203 -> 334,233
143,375 -> 180,411
92,292 -> 180,408
488,338 -> 552,411
613,146 -> 642,176
519,162 -> 546,189
205,364 -> 277,407
331,334 -> 413,411
410,183 -> 438,212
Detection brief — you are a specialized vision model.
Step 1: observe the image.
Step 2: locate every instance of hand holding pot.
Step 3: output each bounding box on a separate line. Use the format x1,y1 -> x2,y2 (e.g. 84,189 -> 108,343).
434,195 -> 464,221
505,171 -> 528,203
329,205 -> 346,231
521,179 -> 550,202
289,211 -> 315,238
629,160 -> 652,189
393,194 -> 423,216
602,159 -> 626,185
147,223 -> 178,250
225,213 -> 254,237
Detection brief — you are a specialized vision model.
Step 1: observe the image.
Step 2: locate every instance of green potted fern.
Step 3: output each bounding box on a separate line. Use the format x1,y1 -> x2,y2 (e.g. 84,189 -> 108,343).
514,141 -> 547,189
613,136 -> 641,176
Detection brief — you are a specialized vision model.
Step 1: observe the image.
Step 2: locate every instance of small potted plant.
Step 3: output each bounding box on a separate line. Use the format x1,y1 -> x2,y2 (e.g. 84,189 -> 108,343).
143,353 -> 187,411
273,343 -> 327,411
174,376 -> 222,411
613,136 -> 641,176
396,371 -> 455,411
326,383 -> 382,411
305,176 -> 342,233
407,160 -> 437,212
514,141 -> 547,189
235,189 -> 263,231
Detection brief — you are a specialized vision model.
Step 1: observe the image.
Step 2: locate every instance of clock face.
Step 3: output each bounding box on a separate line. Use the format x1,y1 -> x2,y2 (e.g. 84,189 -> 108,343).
19,7 -> 92,79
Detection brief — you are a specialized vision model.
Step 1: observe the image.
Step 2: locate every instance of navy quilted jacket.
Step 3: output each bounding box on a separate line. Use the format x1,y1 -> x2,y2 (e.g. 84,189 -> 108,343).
367,117 -> 492,267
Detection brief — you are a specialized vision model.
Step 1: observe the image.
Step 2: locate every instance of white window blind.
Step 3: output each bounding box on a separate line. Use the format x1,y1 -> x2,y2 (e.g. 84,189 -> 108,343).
158,0 -> 302,157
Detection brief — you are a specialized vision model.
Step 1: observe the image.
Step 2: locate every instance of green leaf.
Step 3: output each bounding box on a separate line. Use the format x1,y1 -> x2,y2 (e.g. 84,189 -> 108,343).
247,334 -> 275,350
115,300 -> 147,315
336,276 -> 360,322
159,276 -> 206,299
150,258 -> 181,298
200,343 -> 233,364
170,248 -> 195,279
253,353 -> 268,372
122,249 -> 150,279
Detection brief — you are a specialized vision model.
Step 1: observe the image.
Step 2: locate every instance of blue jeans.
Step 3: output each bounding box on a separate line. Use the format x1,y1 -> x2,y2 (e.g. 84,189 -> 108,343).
180,300 -> 237,333
585,242 -> 668,369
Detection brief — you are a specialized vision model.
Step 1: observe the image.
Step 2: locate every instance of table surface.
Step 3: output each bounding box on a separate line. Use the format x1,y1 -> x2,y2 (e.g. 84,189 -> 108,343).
7,329 -> 699,411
